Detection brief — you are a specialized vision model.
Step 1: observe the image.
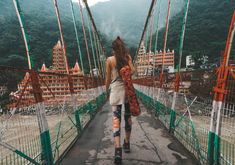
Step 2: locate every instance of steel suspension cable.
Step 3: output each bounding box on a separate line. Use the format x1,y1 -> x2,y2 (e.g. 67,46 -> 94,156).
152,0 -> 161,91
89,22 -> 104,88
70,0 -> 85,74
134,0 -> 157,63
173,0 -> 190,93
12,0 -> 32,69
148,0 -> 157,54
84,9 -> 97,70
147,0 -> 158,76
145,7 -> 155,76
139,41 -> 145,77
82,0 -> 105,56
224,12 -> 235,67
80,0 -> 106,76
95,40 -> 103,68
154,0 -> 161,54
149,17 -> 154,53
97,41 -> 105,78
144,26 -> 149,74
178,0 -> 190,72
171,0 -> 191,132
77,0 -> 93,75
91,25 -> 103,76
145,25 -> 150,54
53,0 -> 70,74
91,25 -> 102,76
160,0 -> 171,87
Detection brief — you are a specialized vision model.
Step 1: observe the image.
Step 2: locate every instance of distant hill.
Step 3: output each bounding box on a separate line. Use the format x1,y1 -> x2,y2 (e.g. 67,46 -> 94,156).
0,0 -> 102,71
0,0 -> 185,69
0,0 -> 234,70
90,0 -> 184,49
155,0 -> 235,66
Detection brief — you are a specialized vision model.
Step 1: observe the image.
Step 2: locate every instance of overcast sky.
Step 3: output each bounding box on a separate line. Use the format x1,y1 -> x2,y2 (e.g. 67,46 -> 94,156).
87,0 -> 110,6
72,0 -> 110,6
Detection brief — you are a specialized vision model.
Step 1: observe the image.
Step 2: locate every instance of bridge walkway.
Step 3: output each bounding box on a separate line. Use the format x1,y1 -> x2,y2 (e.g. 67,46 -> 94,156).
61,101 -> 199,165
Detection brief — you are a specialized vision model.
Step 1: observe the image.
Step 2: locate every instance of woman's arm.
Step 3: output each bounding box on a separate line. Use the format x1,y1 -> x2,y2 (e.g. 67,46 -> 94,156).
105,58 -> 112,95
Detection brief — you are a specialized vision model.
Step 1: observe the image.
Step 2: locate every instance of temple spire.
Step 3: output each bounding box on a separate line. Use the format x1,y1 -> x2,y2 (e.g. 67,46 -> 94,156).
41,63 -> 47,72
52,40 -> 67,73
74,61 -> 81,72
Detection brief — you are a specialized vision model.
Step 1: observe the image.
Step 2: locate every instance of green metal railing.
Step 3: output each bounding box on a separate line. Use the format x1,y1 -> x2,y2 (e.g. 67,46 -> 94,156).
0,87 -> 106,165
51,91 -> 106,164
135,84 -> 235,165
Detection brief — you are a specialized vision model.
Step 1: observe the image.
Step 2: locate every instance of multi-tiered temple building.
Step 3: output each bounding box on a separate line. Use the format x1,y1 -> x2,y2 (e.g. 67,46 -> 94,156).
136,42 -> 175,76
10,41 -> 90,107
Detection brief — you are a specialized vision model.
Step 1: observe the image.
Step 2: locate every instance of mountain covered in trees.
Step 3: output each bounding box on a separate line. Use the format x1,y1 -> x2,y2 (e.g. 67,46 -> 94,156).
90,0 -> 185,48
155,0 -> 235,66
0,0 -> 102,71
0,0 -> 234,70
0,0 -> 185,70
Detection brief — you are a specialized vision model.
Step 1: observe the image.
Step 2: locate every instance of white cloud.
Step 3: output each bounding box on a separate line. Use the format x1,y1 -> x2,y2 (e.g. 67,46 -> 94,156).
72,0 -> 110,6
87,0 -> 110,6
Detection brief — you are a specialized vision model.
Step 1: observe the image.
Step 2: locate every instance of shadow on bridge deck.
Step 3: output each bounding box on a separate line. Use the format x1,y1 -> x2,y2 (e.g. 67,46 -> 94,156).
61,101 -> 199,165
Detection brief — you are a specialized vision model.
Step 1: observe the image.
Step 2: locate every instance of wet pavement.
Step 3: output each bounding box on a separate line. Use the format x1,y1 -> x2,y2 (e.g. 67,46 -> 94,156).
61,101 -> 199,165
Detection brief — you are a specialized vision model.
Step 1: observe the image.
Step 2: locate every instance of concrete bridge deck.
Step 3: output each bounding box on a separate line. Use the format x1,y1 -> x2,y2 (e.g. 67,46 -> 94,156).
61,101 -> 199,165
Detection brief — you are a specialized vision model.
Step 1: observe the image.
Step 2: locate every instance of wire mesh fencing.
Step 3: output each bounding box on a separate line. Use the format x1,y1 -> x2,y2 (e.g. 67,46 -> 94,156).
219,69 -> 235,165
0,67 -> 106,165
134,68 -> 235,165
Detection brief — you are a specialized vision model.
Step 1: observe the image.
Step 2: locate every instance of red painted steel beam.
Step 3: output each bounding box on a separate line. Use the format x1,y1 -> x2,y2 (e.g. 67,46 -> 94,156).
213,11 -> 235,102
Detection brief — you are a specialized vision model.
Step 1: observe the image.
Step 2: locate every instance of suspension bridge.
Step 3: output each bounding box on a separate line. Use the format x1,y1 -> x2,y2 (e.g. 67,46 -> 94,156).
0,0 -> 234,165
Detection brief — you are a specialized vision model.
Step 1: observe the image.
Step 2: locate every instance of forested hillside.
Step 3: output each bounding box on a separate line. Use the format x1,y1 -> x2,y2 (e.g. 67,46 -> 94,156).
0,0 -> 100,71
0,0 -> 234,70
155,0 -> 235,66
0,0 -> 185,69
90,0 -> 184,48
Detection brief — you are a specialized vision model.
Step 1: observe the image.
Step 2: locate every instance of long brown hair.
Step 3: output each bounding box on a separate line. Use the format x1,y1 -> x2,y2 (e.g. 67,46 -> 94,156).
112,36 -> 129,72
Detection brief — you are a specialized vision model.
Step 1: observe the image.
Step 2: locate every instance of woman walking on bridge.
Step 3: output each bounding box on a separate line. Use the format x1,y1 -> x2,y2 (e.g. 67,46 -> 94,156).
105,36 -> 135,164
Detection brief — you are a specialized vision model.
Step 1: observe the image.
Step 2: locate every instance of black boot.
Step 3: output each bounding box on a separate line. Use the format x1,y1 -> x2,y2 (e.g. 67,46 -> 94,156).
123,139 -> 130,153
114,147 -> 122,164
